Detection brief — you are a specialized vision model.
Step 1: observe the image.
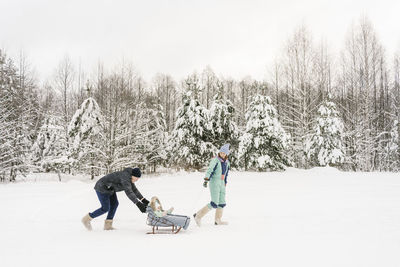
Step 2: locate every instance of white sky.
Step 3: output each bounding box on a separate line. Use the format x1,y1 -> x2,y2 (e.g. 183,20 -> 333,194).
1,0 -> 400,83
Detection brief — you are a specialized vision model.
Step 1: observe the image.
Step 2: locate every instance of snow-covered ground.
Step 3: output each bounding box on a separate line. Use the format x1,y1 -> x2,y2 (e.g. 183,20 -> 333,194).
1,168 -> 400,267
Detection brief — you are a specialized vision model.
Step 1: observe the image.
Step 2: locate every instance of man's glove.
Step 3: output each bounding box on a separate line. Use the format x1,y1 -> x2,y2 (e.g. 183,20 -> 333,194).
136,201 -> 147,213
203,178 -> 209,188
141,198 -> 150,206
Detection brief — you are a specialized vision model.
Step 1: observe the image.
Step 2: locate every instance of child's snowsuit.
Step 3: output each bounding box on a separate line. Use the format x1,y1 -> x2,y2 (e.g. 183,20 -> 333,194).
205,156 -> 230,209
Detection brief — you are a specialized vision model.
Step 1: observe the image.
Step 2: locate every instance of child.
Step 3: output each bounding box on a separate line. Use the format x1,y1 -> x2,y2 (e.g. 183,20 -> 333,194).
194,144 -> 230,226
150,196 -> 174,217
147,196 -> 190,231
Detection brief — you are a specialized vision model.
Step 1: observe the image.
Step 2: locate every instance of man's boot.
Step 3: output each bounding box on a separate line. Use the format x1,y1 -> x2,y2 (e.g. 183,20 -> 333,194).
193,205 -> 211,227
81,213 -> 93,231
215,208 -> 228,225
104,219 -> 116,230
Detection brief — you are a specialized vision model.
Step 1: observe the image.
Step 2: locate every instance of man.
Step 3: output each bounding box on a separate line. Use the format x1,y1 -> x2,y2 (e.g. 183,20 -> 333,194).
81,167 -> 149,231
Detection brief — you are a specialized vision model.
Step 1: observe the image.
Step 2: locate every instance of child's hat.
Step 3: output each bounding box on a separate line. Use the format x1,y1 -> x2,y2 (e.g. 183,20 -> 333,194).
219,144 -> 230,155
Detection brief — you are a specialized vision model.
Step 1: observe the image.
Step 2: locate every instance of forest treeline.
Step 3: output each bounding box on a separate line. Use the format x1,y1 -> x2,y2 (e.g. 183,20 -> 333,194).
1,17 -> 399,181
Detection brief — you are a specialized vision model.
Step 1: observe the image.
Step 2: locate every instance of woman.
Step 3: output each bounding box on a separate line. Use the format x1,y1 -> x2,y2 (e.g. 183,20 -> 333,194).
193,144 -> 230,226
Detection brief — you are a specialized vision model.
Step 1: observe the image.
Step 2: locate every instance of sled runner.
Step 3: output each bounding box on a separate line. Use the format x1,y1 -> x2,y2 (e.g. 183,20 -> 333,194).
145,206 -> 190,234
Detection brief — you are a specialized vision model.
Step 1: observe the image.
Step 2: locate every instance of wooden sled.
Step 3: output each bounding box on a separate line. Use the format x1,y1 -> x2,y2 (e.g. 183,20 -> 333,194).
146,225 -> 182,235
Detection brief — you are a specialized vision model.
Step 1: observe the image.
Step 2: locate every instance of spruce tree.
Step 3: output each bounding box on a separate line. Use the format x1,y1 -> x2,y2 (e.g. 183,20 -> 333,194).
239,94 -> 291,171
68,97 -> 104,179
31,114 -> 68,172
305,100 -> 345,167
209,83 -> 240,167
169,74 -> 216,170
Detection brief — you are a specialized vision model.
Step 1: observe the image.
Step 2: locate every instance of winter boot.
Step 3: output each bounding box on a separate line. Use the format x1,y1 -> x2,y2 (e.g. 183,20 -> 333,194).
81,213 -> 93,231
104,219 -> 116,230
215,208 -> 228,225
193,205 -> 211,227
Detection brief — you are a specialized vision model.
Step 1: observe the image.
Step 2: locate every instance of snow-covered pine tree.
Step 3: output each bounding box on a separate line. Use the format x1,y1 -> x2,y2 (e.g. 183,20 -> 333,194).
239,94 -> 291,171
68,97 -> 105,179
209,82 -> 240,167
31,114 -> 68,172
169,74 -> 216,170
305,100 -> 345,167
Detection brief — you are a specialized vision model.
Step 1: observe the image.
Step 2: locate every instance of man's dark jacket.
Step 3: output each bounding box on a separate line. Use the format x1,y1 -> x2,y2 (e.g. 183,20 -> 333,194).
94,168 -> 143,204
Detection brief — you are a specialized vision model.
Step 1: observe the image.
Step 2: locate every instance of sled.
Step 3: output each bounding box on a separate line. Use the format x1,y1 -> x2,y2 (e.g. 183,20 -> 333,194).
145,207 -> 189,234
146,225 -> 182,235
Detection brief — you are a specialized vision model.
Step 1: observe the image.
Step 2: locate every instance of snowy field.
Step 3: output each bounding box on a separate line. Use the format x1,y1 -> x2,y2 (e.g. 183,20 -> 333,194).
1,168 -> 400,267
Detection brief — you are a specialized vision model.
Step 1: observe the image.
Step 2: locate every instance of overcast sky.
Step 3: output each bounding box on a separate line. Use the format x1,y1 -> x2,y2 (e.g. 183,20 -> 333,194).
1,0 -> 400,83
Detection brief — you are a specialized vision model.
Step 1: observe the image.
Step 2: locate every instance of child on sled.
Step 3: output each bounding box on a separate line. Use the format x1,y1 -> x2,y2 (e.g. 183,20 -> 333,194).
146,196 -> 190,233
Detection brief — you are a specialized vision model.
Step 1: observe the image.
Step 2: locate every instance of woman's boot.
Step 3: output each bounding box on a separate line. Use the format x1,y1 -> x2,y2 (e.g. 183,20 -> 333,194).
215,208 -> 228,225
193,205 -> 211,226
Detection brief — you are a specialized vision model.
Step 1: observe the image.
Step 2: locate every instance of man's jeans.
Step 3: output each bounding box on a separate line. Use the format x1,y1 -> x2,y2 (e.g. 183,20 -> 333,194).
89,191 -> 119,220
